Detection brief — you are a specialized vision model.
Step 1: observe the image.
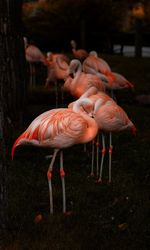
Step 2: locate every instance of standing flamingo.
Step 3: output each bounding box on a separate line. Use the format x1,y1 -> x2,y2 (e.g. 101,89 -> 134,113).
82,51 -> 115,86
69,86 -> 112,177
63,59 -> 105,99
72,86 -> 136,182
11,98 -> 98,214
93,97 -> 136,183
70,40 -> 88,62
83,51 -> 134,97
45,52 -> 69,107
108,72 -> 134,90
46,51 -> 70,65
23,37 -> 48,88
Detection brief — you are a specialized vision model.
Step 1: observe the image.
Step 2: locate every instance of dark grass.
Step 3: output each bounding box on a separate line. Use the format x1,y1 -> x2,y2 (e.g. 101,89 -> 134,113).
3,55 -> 150,250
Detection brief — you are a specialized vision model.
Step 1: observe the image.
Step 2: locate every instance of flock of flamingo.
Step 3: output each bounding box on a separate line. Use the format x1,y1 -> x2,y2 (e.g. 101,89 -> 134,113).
11,38 -> 136,215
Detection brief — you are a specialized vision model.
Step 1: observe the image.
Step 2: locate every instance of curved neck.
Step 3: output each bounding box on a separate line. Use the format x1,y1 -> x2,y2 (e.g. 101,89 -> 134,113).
94,98 -> 107,113
56,57 -> 69,70
80,86 -> 99,98
73,98 -> 98,143
72,60 -> 82,77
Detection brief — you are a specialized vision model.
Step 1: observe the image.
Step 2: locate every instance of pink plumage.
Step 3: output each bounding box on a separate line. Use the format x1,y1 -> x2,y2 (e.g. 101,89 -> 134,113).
70,40 -> 88,62
63,59 -> 105,98
94,99 -> 136,133
11,98 -> 98,214
83,51 -> 115,85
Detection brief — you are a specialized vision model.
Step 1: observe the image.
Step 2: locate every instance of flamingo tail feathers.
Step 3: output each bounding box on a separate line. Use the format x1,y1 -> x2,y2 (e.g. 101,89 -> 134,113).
11,131 -> 27,159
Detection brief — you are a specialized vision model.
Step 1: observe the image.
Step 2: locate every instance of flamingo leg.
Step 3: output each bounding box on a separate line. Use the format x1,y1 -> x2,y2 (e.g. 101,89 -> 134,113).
108,132 -> 113,183
97,133 -> 106,183
59,150 -> 66,213
47,148 -> 59,214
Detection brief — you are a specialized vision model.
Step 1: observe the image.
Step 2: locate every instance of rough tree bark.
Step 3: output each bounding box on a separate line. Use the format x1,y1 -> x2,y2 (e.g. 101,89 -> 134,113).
0,0 -> 26,236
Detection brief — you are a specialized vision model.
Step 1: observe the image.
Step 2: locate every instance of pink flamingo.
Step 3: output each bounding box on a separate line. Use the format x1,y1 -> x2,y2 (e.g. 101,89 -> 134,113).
83,51 -> 134,97
109,72 -> 134,90
45,52 -> 69,107
69,86 -> 112,176
63,59 -> 105,99
82,51 -> 115,87
11,98 -> 98,214
23,37 -> 48,88
46,51 -> 70,65
73,86 -> 136,182
70,40 -> 88,62
93,96 -> 136,183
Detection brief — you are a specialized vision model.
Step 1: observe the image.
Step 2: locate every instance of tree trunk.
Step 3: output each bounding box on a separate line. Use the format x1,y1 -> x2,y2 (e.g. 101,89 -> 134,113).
0,0 -> 26,234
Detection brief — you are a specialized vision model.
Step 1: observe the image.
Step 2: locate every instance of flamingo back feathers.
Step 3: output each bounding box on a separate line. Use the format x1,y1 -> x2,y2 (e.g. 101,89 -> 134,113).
11,108 -> 95,159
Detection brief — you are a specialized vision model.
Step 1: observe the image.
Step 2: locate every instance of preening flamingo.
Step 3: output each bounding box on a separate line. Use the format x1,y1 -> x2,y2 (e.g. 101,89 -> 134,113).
70,40 -> 88,62
63,59 -> 105,99
69,86 -> 112,177
45,52 -> 69,107
11,98 -> 98,214
23,37 -> 48,88
72,86 -> 136,182
93,97 -> 136,183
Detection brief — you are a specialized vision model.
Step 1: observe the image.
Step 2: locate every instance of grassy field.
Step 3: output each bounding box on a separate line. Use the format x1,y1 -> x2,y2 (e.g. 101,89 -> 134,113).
4,54 -> 150,250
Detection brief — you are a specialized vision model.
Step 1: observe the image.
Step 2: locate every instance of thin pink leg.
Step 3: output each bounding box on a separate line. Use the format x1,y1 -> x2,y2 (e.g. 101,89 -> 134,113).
97,133 -> 106,183
108,132 -> 113,183
60,150 -> 66,213
47,149 -> 59,214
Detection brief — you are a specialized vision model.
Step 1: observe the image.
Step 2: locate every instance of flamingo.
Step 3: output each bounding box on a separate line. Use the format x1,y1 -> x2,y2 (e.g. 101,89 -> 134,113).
70,40 -> 88,62
45,52 -> 69,107
69,86 -> 112,177
92,97 -> 136,183
46,51 -> 70,65
108,72 -> 134,90
71,86 -> 136,182
63,59 -> 105,99
83,51 -> 134,98
82,51 -> 115,87
11,98 -> 98,214
23,37 -> 48,88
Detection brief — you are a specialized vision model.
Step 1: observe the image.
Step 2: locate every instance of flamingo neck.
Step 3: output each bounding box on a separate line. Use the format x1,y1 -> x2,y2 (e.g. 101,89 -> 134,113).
94,98 -> 109,113
73,98 -> 98,143
80,86 -> 99,98
73,60 -> 82,77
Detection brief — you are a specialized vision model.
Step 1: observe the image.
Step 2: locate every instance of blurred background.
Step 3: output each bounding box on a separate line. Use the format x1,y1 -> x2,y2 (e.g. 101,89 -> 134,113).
22,0 -> 150,57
